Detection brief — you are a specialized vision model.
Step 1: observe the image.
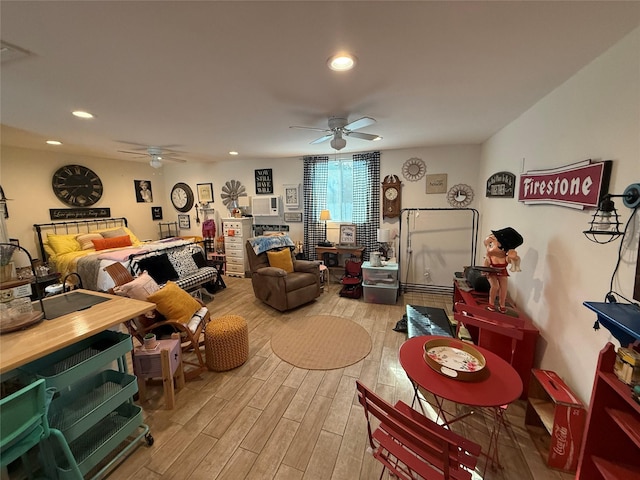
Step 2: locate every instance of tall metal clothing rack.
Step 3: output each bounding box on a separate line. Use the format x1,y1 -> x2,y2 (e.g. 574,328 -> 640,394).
398,207 -> 479,295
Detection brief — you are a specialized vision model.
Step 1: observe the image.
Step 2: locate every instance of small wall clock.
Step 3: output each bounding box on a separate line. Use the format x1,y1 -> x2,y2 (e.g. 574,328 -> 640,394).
402,157 -> 426,182
447,184 -> 474,208
171,182 -> 195,212
52,164 -> 103,207
382,174 -> 402,218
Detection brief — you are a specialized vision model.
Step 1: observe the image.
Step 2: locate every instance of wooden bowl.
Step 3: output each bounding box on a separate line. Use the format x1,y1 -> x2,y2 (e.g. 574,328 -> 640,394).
423,338 -> 488,382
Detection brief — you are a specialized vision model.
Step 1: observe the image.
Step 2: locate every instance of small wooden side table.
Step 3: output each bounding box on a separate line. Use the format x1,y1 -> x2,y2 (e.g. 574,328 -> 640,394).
133,337 -> 185,409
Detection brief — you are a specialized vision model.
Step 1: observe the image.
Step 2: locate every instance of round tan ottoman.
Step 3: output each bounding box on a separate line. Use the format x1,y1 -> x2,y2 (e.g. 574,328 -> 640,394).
205,315 -> 249,371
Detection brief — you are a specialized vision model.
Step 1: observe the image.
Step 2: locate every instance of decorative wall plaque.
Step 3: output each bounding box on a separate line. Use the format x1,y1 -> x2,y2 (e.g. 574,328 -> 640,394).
426,173 -> 448,194
486,171 -> 515,198
255,168 -> 274,194
49,208 -> 111,220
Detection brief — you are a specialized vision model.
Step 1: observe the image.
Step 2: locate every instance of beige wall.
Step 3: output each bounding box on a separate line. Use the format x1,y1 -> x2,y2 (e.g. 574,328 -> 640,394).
478,27 -> 640,403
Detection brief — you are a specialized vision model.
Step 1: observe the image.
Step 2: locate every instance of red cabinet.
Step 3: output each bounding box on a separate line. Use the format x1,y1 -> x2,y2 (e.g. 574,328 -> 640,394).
453,279 -> 539,398
576,342 -> 640,480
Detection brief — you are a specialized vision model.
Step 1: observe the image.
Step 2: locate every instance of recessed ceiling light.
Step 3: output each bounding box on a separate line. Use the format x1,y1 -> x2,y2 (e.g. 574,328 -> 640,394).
46,140 -> 62,145
229,151 -> 239,156
328,53 -> 356,71
72,110 -> 94,119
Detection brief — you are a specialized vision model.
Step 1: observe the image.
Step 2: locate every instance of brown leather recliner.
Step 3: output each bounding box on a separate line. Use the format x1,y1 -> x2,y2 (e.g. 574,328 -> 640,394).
245,241 -> 321,311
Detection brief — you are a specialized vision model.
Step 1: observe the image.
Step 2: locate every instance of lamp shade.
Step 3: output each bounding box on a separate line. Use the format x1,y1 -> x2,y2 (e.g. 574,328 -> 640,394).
320,209 -> 331,221
377,228 -> 390,243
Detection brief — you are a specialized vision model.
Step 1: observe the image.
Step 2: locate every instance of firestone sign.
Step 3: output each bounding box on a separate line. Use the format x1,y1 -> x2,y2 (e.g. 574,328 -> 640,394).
518,160 -> 611,209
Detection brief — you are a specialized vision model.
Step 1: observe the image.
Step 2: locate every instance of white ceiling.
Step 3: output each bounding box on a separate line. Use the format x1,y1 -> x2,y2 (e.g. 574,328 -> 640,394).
1,1 -> 639,165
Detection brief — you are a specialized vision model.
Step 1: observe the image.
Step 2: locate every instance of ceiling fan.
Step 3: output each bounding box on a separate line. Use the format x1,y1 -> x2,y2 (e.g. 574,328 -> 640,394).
118,146 -> 187,168
290,116 -> 382,151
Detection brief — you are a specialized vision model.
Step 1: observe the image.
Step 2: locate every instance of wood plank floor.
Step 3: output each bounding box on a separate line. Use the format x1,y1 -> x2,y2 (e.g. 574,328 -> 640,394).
108,276 -> 575,480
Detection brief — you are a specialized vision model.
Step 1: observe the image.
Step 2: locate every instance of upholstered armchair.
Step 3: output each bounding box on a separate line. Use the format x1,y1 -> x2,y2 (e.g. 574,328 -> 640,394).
245,240 -> 321,311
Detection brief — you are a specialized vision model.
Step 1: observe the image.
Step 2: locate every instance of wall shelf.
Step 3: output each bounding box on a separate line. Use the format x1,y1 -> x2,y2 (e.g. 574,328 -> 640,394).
583,302 -> 640,346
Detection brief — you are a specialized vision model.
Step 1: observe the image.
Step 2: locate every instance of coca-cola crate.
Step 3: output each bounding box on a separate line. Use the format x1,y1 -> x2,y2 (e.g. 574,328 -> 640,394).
524,369 -> 586,473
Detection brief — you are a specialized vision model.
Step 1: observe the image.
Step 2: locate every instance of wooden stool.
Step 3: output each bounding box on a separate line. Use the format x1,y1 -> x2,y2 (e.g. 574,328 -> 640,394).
133,337 -> 185,409
205,315 -> 249,371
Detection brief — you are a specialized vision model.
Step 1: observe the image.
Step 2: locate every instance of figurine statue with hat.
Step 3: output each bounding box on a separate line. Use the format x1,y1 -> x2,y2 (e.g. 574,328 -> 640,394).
483,227 -> 523,313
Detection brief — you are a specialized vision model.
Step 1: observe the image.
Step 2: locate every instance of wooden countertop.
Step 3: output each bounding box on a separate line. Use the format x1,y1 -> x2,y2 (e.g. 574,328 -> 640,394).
0,289 -> 155,374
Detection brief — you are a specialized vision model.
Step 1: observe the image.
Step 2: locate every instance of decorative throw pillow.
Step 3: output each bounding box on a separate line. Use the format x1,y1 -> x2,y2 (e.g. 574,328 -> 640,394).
92,226 -> 142,246
99,227 -> 128,239
136,253 -> 179,284
192,251 -> 207,268
76,233 -> 103,250
47,233 -> 81,255
169,248 -> 199,277
147,281 -> 202,325
92,235 -> 132,251
113,271 -> 160,301
267,248 -> 294,273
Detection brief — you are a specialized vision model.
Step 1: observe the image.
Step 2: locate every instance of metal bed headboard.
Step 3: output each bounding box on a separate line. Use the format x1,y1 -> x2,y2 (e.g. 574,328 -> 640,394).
398,208 -> 479,295
33,217 -> 128,261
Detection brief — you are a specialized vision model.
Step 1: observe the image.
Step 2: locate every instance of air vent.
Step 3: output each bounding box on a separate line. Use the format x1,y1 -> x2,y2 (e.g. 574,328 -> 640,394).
1,40 -> 32,64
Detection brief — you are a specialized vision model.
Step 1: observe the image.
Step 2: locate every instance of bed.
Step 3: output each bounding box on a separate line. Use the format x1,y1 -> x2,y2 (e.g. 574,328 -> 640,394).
34,218 -> 203,292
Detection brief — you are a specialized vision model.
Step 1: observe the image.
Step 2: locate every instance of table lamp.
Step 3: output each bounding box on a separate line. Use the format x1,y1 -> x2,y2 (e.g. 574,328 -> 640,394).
377,228 -> 391,260
320,209 -> 332,245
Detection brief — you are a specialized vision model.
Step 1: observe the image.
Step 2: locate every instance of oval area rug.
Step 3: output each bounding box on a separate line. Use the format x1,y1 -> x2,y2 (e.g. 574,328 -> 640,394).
271,315 -> 372,370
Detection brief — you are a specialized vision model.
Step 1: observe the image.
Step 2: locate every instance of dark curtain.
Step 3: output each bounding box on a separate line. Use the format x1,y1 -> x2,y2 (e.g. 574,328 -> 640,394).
303,155 -> 329,257
303,152 -> 380,261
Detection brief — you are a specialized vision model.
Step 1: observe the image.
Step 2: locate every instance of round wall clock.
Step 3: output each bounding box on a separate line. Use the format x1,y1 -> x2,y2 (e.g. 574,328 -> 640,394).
171,182 -> 194,212
52,164 -> 103,207
382,174 -> 402,218
402,157 -> 426,182
447,184 -> 474,208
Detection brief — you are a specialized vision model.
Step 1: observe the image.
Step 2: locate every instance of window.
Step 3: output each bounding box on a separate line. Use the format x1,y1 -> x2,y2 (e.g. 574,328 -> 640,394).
326,159 -> 353,222
303,152 -> 380,258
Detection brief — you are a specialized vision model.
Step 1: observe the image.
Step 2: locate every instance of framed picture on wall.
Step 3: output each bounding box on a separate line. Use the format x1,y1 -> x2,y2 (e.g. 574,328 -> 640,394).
178,214 -> 190,229
339,224 -> 357,245
197,183 -> 214,203
151,206 -> 163,220
284,212 -> 302,222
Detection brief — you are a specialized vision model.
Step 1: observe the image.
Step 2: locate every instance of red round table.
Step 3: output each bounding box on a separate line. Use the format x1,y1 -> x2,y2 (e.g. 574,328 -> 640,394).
399,335 -> 522,407
399,335 -> 523,472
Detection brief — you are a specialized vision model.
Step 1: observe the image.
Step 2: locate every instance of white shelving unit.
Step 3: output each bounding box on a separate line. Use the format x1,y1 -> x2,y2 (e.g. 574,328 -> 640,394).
222,217 -> 252,277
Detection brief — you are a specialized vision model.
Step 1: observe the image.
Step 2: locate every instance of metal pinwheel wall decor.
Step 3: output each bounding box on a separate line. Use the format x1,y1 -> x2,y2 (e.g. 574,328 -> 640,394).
402,157 -> 426,182
220,179 -> 247,209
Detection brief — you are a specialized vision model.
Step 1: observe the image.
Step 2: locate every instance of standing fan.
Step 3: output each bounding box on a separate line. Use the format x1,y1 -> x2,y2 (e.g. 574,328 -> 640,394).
290,116 -> 382,150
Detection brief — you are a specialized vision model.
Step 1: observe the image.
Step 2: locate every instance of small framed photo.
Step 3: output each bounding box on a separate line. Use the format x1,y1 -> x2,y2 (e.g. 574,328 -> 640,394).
197,183 -> 214,203
283,184 -> 299,209
151,206 -> 163,220
339,224 -> 357,245
178,214 -> 191,229
284,212 -> 302,223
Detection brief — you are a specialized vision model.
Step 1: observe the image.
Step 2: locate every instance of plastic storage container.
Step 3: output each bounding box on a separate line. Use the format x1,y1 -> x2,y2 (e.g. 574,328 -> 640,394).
363,283 -> 398,305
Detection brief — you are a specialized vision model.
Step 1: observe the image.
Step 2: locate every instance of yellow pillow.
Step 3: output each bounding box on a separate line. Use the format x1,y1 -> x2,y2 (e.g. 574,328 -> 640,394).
267,248 -> 294,273
47,233 -> 81,255
146,281 -> 201,325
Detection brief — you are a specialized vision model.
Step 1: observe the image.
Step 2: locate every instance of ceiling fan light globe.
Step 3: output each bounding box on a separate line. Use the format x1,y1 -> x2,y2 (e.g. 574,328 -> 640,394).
150,157 -> 162,168
331,137 -> 346,150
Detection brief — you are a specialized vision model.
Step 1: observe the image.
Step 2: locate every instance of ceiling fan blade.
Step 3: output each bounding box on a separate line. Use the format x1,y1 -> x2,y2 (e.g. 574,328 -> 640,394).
346,131 -> 381,141
344,116 -> 375,131
310,134 -> 333,144
117,150 -> 147,156
164,157 -> 187,163
289,125 -> 331,133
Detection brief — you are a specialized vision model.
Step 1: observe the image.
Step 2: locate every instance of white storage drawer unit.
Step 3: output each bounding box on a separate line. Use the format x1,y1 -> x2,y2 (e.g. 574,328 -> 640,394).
362,261 -> 399,305
223,217 -> 253,277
